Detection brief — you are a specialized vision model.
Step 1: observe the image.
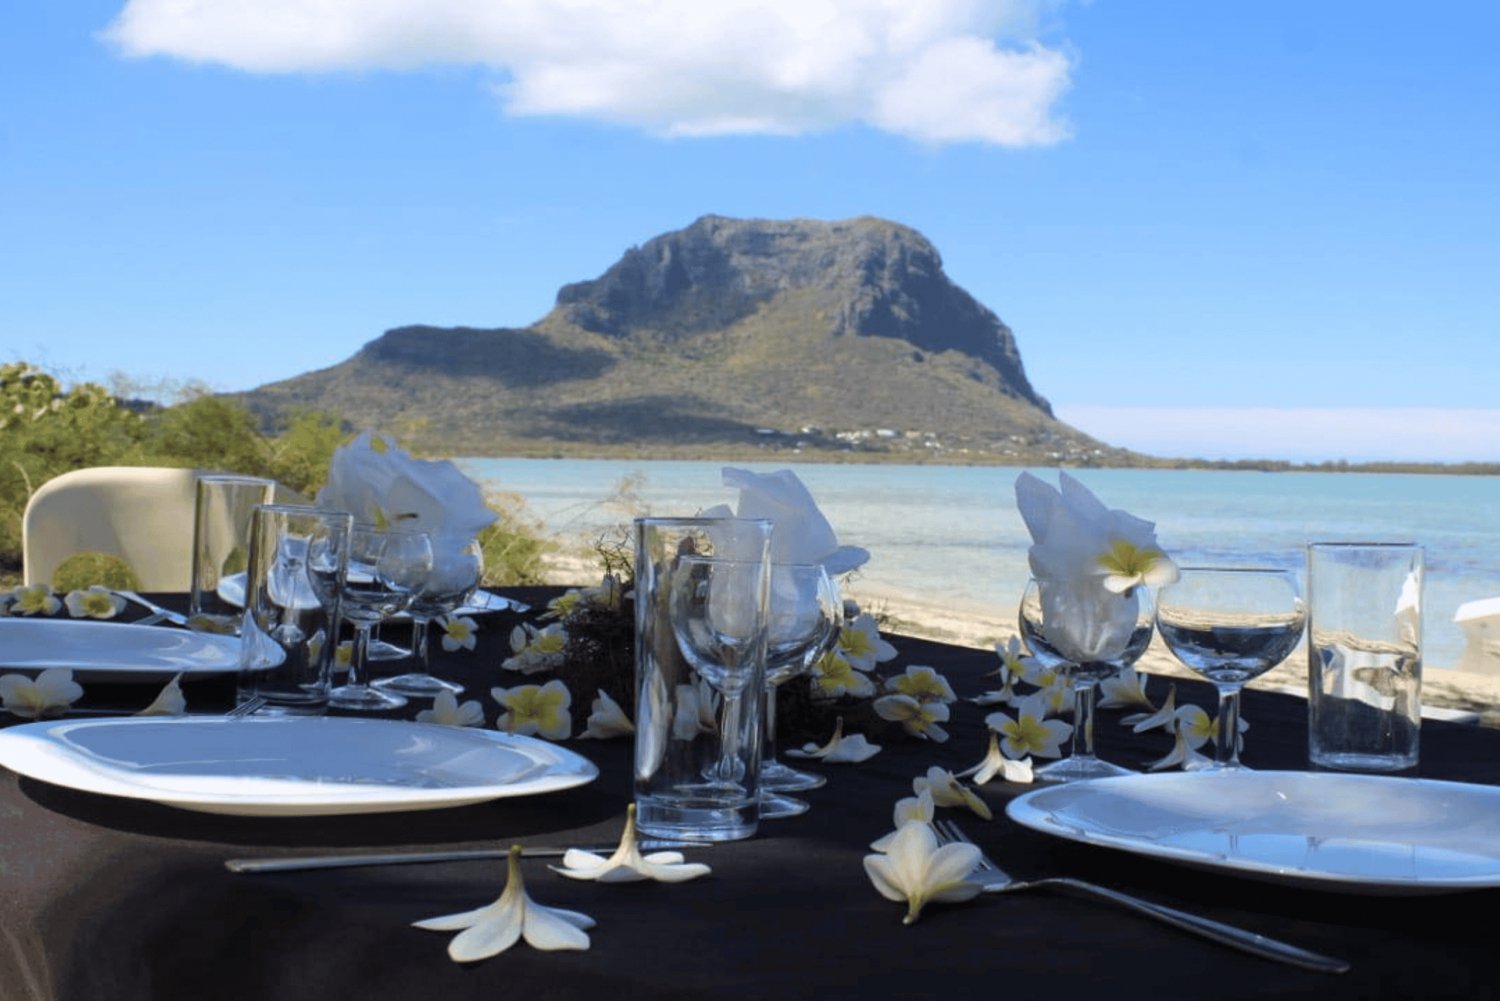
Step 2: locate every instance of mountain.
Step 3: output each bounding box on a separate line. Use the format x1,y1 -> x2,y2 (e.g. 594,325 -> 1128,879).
239,215 -> 1134,464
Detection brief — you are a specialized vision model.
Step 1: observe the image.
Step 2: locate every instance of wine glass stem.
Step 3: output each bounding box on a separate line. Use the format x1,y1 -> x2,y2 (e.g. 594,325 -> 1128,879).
763,682 -> 780,765
1070,677 -> 1098,761
1215,684 -> 1243,766
718,692 -> 744,782
411,616 -> 432,672
349,623 -> 373,688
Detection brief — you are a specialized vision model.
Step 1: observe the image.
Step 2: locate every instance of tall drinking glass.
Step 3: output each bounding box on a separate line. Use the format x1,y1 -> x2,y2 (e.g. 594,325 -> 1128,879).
190,474 -> 276,635
1156,567 -> 1306,770
375,538 -> 483,697
236,504 -> 351,715
309,524 -> 433,712
759,562 -> 842,818
633,516 -> 772,843
1020,578 -> 1154,782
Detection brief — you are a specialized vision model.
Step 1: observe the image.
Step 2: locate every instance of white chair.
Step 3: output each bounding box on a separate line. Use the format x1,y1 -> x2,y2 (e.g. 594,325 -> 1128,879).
1455,597 -> 1500,677
21,467 -> 303,591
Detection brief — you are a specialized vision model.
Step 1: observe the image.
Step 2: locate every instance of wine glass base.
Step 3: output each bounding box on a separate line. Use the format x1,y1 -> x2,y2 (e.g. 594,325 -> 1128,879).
761,760 -> 827,792
759,791 -> 810,819
366,639 -> 411,661
1034,755 -> 1134,783
372,674 -> 465,696
328,684 -> 408,711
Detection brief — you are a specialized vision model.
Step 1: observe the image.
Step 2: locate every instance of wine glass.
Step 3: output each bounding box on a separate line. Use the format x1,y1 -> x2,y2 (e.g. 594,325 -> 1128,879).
759,563 -> 842,819
669,554 -> 771,790
309,523 -> 433,712
1020,578 -> 1155,782
374,538 -> 483,697
1156,566 -> 1306,770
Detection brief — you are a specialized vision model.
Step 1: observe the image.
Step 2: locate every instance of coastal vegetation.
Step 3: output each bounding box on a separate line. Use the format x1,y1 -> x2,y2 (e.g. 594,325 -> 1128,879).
0,361 -> 549,587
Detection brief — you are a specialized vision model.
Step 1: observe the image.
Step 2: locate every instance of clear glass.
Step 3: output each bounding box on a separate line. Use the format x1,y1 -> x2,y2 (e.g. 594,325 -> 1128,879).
1157,567 -> 1306,770
1021,578 -> 1155,782
633,516 -> 771,843
759,563 -> 842,818
236,504 -> 351,715
1307,542 -> 1423,772
374,538 -> 483,697
309,523 -> 433,712
190,475 -> 276,635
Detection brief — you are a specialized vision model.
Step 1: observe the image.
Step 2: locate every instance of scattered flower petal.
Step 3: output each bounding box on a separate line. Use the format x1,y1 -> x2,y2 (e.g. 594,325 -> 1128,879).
553,804 -> 711,883
809,649 -> 876,699
838,613 -> 897,671
492,680 -> 572,740
1123,682 -> 1178,732
785,716 -> 881,763
912,766 -> 993,820
8,584 -> 61,617
671,681 -> 717,740
578,688 -> 634,739
0,668 -> 83,718
1098,666 -> 1154,711
501,623 -> 567,674
873,694 -> 950,742
417,690 -> 485,727
884,665 -> 957,705
439,614 -> 479,652
64,585 -> 126,620
137,673 -> 186,716
956,732 -> 1034,785
869,789 -> 935,851
985,694 -> 1072,759
863,820 -> 982,925
414,845 -> 594,961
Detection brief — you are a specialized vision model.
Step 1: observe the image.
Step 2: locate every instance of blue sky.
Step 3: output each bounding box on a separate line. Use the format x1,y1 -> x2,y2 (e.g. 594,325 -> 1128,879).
4,1 -> 1498,463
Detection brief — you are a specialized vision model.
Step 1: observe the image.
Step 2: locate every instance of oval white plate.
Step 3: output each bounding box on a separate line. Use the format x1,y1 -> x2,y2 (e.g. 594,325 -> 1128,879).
1006,770 -> 1500,894
0,716 -> 598,816
0,618 -> 242,682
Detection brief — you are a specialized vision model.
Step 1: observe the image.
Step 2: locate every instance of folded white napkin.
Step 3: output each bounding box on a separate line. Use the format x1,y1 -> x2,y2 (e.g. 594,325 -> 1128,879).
705,467 -> 869,574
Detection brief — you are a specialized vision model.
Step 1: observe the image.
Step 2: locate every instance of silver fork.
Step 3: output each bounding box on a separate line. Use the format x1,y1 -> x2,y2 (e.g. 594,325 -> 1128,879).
933,819 -> 1349,975
114,590 -> 191,627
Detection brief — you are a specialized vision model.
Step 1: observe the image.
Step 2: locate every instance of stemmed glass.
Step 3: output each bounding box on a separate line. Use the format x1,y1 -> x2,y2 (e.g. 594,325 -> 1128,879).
1156,567 -> 1306,770
374,538 -> 483,698
759,563 -> 842,819
669,554 -> 771,790
1020,578 -> 1155,782
308,523 -> 434,712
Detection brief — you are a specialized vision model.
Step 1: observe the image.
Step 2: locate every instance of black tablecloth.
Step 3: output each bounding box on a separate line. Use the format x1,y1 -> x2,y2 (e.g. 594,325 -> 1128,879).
3,588 -> 1500,1000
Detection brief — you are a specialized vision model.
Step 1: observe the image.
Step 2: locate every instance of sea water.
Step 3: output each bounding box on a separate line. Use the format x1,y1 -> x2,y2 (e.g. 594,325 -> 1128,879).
456,459 -> 1500,669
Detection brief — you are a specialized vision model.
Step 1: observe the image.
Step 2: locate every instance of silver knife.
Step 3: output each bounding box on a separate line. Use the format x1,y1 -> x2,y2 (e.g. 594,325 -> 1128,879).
225,840 -> 704,874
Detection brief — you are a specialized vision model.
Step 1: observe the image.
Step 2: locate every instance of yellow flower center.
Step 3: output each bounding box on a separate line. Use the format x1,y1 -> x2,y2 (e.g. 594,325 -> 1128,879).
1004,714 -> 1055,755
503,686 -> 567,730
1096,538 -> 1167,583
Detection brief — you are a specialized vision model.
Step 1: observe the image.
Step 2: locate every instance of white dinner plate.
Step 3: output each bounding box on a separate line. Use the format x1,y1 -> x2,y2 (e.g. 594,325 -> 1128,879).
216,573 -> 527,615
0,618 -> 243,682
1006,770 -> 1500,895
0,716 -> 598,816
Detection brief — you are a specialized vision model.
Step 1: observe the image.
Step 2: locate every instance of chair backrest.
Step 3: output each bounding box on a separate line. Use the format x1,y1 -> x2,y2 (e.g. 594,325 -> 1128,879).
21,467 -> 305,591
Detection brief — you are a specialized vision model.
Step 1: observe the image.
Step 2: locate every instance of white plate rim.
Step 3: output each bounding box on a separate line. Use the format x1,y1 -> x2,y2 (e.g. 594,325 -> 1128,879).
0,716 -> 598,816
0,617 -> 242,682
1005,770 -> 1500,895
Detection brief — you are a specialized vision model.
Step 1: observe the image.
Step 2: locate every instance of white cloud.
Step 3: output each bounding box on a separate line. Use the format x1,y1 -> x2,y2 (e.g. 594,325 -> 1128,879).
1055,406 -> 1500,464
101,0 -> 1072,146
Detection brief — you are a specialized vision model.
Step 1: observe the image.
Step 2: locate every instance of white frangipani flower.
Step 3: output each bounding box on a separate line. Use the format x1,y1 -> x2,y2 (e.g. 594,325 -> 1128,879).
414,845 -> 594,961
440,614 -> 479,652
64,585 -> 126,620
137,673 -> 186,716
671,681 -> 717,740
1098,666 -> 1154,711
863,820 -> 983,926
873,694 -> 950,742
552,804 -> 711,883
985,694 -> 1072,760
492,680 -> 572,740
884,665 -> 957,705
838,613 -> 897,671
8,584 -> 61,616
1147,723 -> 1215,772
810,650 -> 876,699
501,623 -> 567,674
987,635 -> 1034,680
578,689 -> 634,739
416,690 -> 485,727
0,668 -> 83,718
785,716 -> 881,763
869,788 -> 935,852
1123,682 -> 1179,732
912,766 -> 993,820
1015,470 -> 1176,662
956,731 -> 1035,785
